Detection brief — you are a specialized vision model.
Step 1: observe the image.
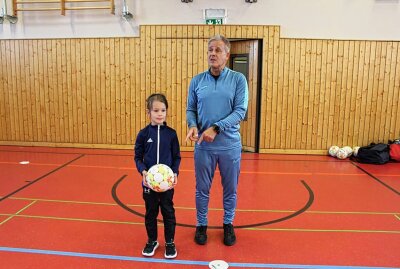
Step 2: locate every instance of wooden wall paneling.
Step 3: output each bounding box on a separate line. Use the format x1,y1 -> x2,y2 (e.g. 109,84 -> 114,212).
6,40 -> 16,141
307,40 -> 317,149
188,25 -> 195,144
99,39 -> 106,144
170,27 -> 177,133
122,38 -> 128,144
332,40 -> 343,147
271,27 -> 280,148
374,42 -> 389,142
134,36 -> 140,144
364,42 -> 375,145
140,27 -> 147,132
316,40 -> 327,149
10,40 -> 19,141
250,40 -> 257,150
312,40 -> 322,149
86,38 -> 97,144
369,42 -> 382,143
104,38 -> 111,144
13,40 -> 24,142
109,38 -> 117,144
182,25 -> 190,147
32,40 -> 42,141
381,42 -> 391,141
322,40 -> 336,149
19,40 -> 29,141
156,26 -> 162,96
1,25 -> 400,153
290,39 -> 300,149
285,38 -> 295,148
264,27 -> 273,148
46,40 -> 55,142
70,39 -> 78,142
74,39 -> 83,143
358,41 -> 370,146
389,42 -> 400,140
354,41 -> 365,146
125,38 -> 132,144
0,41 -> 6,141
320,40 -> 331,148
275,38 -> 284,149
55,40 -> 64,142
394,44 -> 400,138
348,41 -> 360,146
166,26 -> 173,126
298,39 -> 307,149
111,38 -> 124,145
175,26 -> 183,147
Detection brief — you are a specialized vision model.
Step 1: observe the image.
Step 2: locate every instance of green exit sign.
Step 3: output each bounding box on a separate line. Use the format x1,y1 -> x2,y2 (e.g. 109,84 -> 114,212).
205,18 -> 223,25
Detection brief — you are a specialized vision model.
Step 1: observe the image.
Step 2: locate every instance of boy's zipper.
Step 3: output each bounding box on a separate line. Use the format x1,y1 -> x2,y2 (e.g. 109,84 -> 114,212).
157,125 -> 160,164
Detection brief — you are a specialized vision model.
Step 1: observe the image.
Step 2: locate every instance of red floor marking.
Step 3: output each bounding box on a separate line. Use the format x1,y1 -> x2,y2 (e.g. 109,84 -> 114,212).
1,146 -> 399,268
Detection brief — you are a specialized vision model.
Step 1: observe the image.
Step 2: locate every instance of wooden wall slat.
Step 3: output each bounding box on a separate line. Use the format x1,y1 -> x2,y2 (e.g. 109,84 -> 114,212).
0,25 -> 399,154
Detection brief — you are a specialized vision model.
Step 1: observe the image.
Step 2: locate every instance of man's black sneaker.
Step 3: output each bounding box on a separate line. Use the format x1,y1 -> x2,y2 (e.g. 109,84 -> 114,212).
194,225 -> 208,245
223,223 -> 236,246
164,242 -> 177,259
142,240 -> 159,256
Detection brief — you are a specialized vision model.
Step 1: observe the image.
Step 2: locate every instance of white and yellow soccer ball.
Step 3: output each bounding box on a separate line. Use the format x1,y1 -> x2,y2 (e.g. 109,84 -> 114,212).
343,146 -> 353,156
336,148 -> 348,160
328,146 -> 340,157
352,146 -> 360,157
146,164 -> 175,192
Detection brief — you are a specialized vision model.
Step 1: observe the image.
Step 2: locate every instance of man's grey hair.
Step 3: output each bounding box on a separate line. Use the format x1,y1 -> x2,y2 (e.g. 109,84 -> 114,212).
208,34 -> 231,53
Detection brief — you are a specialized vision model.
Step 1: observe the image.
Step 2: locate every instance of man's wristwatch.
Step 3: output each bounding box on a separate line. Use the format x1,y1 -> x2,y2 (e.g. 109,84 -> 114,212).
211,124 -> 220,134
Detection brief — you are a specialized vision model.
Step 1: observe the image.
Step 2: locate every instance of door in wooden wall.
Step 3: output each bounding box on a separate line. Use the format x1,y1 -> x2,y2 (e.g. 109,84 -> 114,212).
230,40 -> 261,152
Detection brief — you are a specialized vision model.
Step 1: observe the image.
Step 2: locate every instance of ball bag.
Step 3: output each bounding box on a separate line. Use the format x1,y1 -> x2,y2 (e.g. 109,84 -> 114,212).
146,163 -> 175,192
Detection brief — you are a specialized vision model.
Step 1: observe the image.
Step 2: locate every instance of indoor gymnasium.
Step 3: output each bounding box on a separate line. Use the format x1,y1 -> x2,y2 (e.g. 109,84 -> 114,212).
0,1 -> 399,268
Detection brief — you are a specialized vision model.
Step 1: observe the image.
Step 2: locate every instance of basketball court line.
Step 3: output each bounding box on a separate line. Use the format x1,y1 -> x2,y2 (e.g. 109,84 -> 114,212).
0,154 -> 85,202
6,197 -> 400,216
350,162 -> 400,196
3,161 -> 399,178
1,213 -> 399,234
0,246 -> 398,269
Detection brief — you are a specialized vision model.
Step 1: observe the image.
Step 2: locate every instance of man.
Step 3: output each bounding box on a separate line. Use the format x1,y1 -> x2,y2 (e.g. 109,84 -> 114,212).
186,34 -> 249,246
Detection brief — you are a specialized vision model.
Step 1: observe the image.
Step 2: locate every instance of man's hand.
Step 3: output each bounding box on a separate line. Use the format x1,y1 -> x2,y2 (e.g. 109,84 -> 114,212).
173,173 -> 178,187
197,126 -> 217,144
186,127 -> 199,142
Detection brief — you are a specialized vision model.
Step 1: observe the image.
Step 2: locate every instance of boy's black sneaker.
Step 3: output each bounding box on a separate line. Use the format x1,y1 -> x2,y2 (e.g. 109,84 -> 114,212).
142,240 -> 159,256
194,225 -> 208,245
223,223 -> 236,246
164,242 -> 177,259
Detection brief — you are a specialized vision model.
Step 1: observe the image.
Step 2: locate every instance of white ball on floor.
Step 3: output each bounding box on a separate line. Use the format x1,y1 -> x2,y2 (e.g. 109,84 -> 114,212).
343,146 -> 353,156
336,148 -> 348,160
328,145 -> 340,157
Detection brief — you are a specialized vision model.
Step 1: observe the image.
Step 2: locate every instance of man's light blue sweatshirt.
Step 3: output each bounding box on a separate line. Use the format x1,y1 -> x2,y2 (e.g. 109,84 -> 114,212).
186,67 -> 249,150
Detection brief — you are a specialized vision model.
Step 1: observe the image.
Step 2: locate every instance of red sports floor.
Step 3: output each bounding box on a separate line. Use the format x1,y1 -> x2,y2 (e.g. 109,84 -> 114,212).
0,145 -> 399,269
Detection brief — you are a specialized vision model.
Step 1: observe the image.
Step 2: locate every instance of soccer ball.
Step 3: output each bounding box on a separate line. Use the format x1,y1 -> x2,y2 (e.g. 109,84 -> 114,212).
343,146 -> 353,156
146,164 -> 175,192
353,146 -> 360,157
328,146 -> 340,157
336,148 -> 348,160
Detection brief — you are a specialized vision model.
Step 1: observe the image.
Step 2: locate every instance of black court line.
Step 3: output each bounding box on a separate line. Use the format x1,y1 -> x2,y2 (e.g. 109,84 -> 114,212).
112,175 -> 314,229
0,154 -> 85,203
350,161 -> 400,196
